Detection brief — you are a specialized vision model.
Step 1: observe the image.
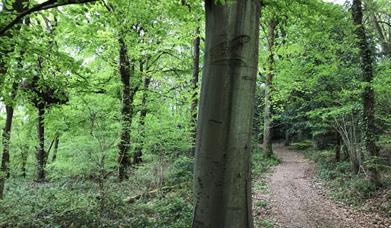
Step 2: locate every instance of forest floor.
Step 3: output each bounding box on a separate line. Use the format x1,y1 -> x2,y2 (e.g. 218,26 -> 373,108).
253,144 -> 391,228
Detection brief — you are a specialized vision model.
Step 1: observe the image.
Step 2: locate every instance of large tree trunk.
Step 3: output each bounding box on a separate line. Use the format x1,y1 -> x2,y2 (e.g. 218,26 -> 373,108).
190,27 -> 201,156
117,38 -> 132,181
35,104 -> 46,182
263,19 -> 278,157
133,74 -> 150,165
352,0 -> 380,185
192,0 -> 260,227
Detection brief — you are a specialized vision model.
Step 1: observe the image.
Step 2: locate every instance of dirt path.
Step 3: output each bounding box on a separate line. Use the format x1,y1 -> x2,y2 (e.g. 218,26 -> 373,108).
253,144 -> 391,228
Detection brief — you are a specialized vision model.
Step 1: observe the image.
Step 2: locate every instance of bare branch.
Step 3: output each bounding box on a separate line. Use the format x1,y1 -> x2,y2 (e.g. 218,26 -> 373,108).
0,0 -> 97,36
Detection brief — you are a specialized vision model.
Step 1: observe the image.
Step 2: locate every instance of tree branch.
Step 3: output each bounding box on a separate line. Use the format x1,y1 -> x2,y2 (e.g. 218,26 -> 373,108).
377,20 -> 391,28
0,0 -> 97,36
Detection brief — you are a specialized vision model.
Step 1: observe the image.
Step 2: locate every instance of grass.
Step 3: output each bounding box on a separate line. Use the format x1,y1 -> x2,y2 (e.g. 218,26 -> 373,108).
251,146 -> 280,178
260,219 -> 274,228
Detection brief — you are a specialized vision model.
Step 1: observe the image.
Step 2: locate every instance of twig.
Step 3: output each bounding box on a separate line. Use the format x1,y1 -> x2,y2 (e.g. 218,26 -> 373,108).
0,0 -> 97,36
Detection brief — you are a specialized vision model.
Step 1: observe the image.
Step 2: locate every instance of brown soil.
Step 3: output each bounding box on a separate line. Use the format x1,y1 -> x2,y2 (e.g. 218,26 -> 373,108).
253,144 -> 391,228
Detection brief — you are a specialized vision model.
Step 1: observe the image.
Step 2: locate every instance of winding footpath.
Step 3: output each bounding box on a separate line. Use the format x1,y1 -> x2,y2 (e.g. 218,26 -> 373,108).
253,144 -> 391,228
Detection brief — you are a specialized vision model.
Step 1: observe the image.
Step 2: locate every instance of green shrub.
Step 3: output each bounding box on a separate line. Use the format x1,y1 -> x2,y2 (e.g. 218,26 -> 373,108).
0,163 -> 193,228
260,219 -> 274,228
251,147 -> 279,177
305,148 -> 387,210
167,156 -> 193,185
291,140 -> 313,150
350,177 -> 376,198
319,168 -> 338,180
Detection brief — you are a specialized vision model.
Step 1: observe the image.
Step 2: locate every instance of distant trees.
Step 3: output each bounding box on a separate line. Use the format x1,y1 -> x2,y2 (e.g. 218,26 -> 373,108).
366,0 -> 391,58
261,0 -> 388,184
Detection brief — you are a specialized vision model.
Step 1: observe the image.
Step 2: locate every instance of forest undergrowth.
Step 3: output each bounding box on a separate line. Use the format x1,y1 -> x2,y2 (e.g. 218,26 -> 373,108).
0,144 -> 280,227
0,155 -> 194,227
298,142 -> 391,217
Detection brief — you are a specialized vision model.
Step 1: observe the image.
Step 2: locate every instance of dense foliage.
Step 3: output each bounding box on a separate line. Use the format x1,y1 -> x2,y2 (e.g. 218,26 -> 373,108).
0,0 -> 390,226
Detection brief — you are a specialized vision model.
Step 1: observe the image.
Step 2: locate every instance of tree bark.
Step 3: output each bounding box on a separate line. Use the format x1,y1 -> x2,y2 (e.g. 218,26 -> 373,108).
190,27 -> 201,156
35,104 -> 46,182
284,128 -> 290,146
51,133 -> 60,163
0,0 -> 97,36
352,0 -> 380,185
118,37 -> 132,181
335,136 -> 341,162
0,97 -> 16,199
133,74 -> 150,165
263,19 -> 278,158
0,83 -> 18,180
0,0 -> 28,197
192,0 -> 260,227
1,106 -> 14,179
351,152 -> 361,174
371,14 -> 391,58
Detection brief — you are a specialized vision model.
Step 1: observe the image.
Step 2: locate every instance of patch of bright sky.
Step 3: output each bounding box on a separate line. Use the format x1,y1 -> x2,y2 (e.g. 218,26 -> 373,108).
323,0 -> 351,5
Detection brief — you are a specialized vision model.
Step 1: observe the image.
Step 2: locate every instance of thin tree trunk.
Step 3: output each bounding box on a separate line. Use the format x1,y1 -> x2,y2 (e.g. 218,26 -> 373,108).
45,133 -> 57,162
118,37 -> 132,181
0,82 -> 18,198
352,0 -> 380,185
371,14 -> 391,58
51,133 -> 60,163
351,153 -> 360,174
1,106 -> 14,180
192,0 -> 260,227
263,19 -> 278,157
0,0 -> 28,198
35,104 -> 46,182
335,136 -> 341,162
284,127 -> 290,146
190,26 -> 201,156
0,103 -> 15,199
133,74 -> 150,165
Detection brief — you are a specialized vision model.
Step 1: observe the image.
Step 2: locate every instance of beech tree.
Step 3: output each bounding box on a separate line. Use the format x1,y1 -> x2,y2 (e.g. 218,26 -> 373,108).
192,0 -> 260,227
